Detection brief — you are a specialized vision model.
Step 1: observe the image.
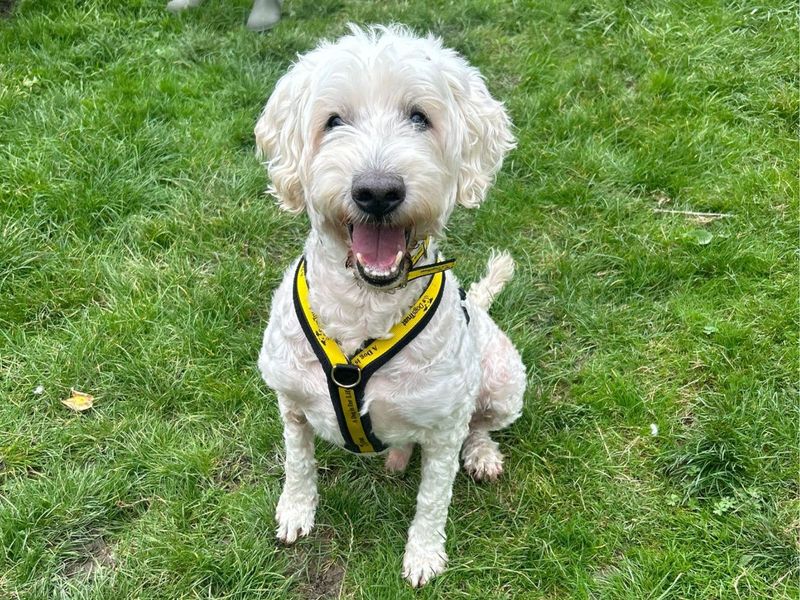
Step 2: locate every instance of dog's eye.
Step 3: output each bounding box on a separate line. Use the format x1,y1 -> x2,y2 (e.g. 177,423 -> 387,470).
409,111 -> 430,130
325,114 -> 345,130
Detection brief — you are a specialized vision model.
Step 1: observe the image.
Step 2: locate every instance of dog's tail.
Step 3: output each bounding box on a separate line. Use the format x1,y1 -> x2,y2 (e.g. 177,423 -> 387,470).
467,250 -> 515,311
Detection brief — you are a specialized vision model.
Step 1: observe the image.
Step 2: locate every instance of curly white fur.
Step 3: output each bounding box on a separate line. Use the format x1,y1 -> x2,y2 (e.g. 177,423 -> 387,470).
256,25 -> 525,587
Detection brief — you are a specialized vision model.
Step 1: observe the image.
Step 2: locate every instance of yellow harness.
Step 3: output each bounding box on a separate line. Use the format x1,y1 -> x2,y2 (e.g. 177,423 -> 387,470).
292,242 -> 455,454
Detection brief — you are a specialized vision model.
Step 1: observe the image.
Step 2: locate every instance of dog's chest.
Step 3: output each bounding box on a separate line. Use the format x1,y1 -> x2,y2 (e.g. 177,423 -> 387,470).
259,285 -> 479,449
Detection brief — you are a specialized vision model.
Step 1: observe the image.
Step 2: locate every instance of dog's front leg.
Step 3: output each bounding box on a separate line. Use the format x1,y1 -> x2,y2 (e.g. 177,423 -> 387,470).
402,437 -> 464,587
275,403 -> 317,543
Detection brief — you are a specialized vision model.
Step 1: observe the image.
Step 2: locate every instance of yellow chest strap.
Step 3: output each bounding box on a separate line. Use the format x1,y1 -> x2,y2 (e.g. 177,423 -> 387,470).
292,255 -> 452,454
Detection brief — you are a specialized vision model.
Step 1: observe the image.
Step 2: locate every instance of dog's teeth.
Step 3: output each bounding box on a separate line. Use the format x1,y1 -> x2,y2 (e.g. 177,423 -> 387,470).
394,250 -> 404,268
356,252 -> 364,266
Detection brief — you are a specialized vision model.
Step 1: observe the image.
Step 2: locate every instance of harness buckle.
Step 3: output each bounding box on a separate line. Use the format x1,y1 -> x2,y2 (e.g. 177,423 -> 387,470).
331,363 -> 362,389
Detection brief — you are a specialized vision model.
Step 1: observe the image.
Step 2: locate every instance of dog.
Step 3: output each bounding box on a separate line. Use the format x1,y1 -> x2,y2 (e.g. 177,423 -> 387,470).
255,25 -> 526,587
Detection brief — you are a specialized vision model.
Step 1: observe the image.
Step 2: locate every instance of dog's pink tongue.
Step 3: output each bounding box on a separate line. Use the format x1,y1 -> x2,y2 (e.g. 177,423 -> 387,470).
351,223 -> 405,269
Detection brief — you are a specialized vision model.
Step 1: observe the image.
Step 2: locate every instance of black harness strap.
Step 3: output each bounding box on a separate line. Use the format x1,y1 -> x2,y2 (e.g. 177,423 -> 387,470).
293,258 -> 449,454
458,287 -> 471,324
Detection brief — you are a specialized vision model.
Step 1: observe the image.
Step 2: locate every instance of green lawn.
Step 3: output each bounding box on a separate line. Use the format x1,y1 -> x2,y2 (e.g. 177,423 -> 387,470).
1,0 -> 797,598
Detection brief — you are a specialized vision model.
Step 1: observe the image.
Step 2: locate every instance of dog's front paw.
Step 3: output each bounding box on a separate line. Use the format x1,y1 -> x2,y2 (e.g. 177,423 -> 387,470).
402,542 -> 447,587
275,492 -> 317,544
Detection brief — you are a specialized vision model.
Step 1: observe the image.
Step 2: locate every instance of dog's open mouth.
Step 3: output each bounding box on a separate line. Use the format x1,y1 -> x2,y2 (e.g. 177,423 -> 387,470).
347,222 -> 412,287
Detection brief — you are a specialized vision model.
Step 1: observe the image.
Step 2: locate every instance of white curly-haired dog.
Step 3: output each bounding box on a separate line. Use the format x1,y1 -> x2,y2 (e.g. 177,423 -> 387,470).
255,25 -> 526,587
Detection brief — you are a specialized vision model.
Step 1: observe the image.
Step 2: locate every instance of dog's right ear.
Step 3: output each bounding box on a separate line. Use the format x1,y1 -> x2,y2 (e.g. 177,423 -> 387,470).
254,64 -> 311,214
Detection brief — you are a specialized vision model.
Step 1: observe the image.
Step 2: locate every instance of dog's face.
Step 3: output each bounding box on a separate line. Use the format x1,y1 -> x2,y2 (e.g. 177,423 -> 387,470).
256,25 -> 514,289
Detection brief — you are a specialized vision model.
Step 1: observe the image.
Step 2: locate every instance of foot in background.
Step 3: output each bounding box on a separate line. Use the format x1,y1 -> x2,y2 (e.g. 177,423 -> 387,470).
247,0 -> 281,31
166,0 -> 203,12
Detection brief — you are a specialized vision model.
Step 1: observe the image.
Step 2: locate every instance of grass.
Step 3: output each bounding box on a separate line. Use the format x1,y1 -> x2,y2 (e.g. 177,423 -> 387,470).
0,0 -> 796,597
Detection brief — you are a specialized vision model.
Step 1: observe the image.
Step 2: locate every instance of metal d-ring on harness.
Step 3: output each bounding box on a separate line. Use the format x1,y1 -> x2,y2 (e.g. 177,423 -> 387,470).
292,241 -> 456,454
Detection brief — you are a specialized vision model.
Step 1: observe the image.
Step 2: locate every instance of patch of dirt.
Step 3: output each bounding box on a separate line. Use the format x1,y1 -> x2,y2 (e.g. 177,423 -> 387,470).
591,551 -> 625,584
679,411 -> 696,429
299,561 -> 345,600
0,463 -> 44,485
0,0 -> 15,17
286,527 -> 345,599
214,454 -> 253,491
63,537 -> 116,579
652,190 -> 671,206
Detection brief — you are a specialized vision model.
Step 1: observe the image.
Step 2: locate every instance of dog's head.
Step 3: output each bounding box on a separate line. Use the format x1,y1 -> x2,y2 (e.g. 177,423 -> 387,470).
255,24 -> 514,289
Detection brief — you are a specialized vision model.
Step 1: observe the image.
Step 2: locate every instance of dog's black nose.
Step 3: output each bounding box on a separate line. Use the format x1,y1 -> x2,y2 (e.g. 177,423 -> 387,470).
351,172 -> 405,217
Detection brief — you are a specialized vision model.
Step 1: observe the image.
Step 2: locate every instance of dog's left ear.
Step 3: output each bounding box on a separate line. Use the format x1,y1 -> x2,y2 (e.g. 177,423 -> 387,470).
441,50 -> 516,208
254,61 -> 313,214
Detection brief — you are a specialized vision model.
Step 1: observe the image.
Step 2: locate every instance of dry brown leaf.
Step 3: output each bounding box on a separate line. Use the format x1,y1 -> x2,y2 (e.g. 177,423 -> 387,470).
62,389 -> 94,412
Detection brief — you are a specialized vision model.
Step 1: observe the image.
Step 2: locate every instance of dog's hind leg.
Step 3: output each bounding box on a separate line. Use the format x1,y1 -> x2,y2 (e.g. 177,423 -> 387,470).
462,326 -> 525,482
462,429 -> 504,481
385,443 -> 414,473
275,400 -> 318,543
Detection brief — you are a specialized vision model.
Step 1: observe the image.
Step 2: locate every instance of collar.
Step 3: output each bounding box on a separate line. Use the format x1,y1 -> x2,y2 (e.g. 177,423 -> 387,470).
406,237 -> 456,282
